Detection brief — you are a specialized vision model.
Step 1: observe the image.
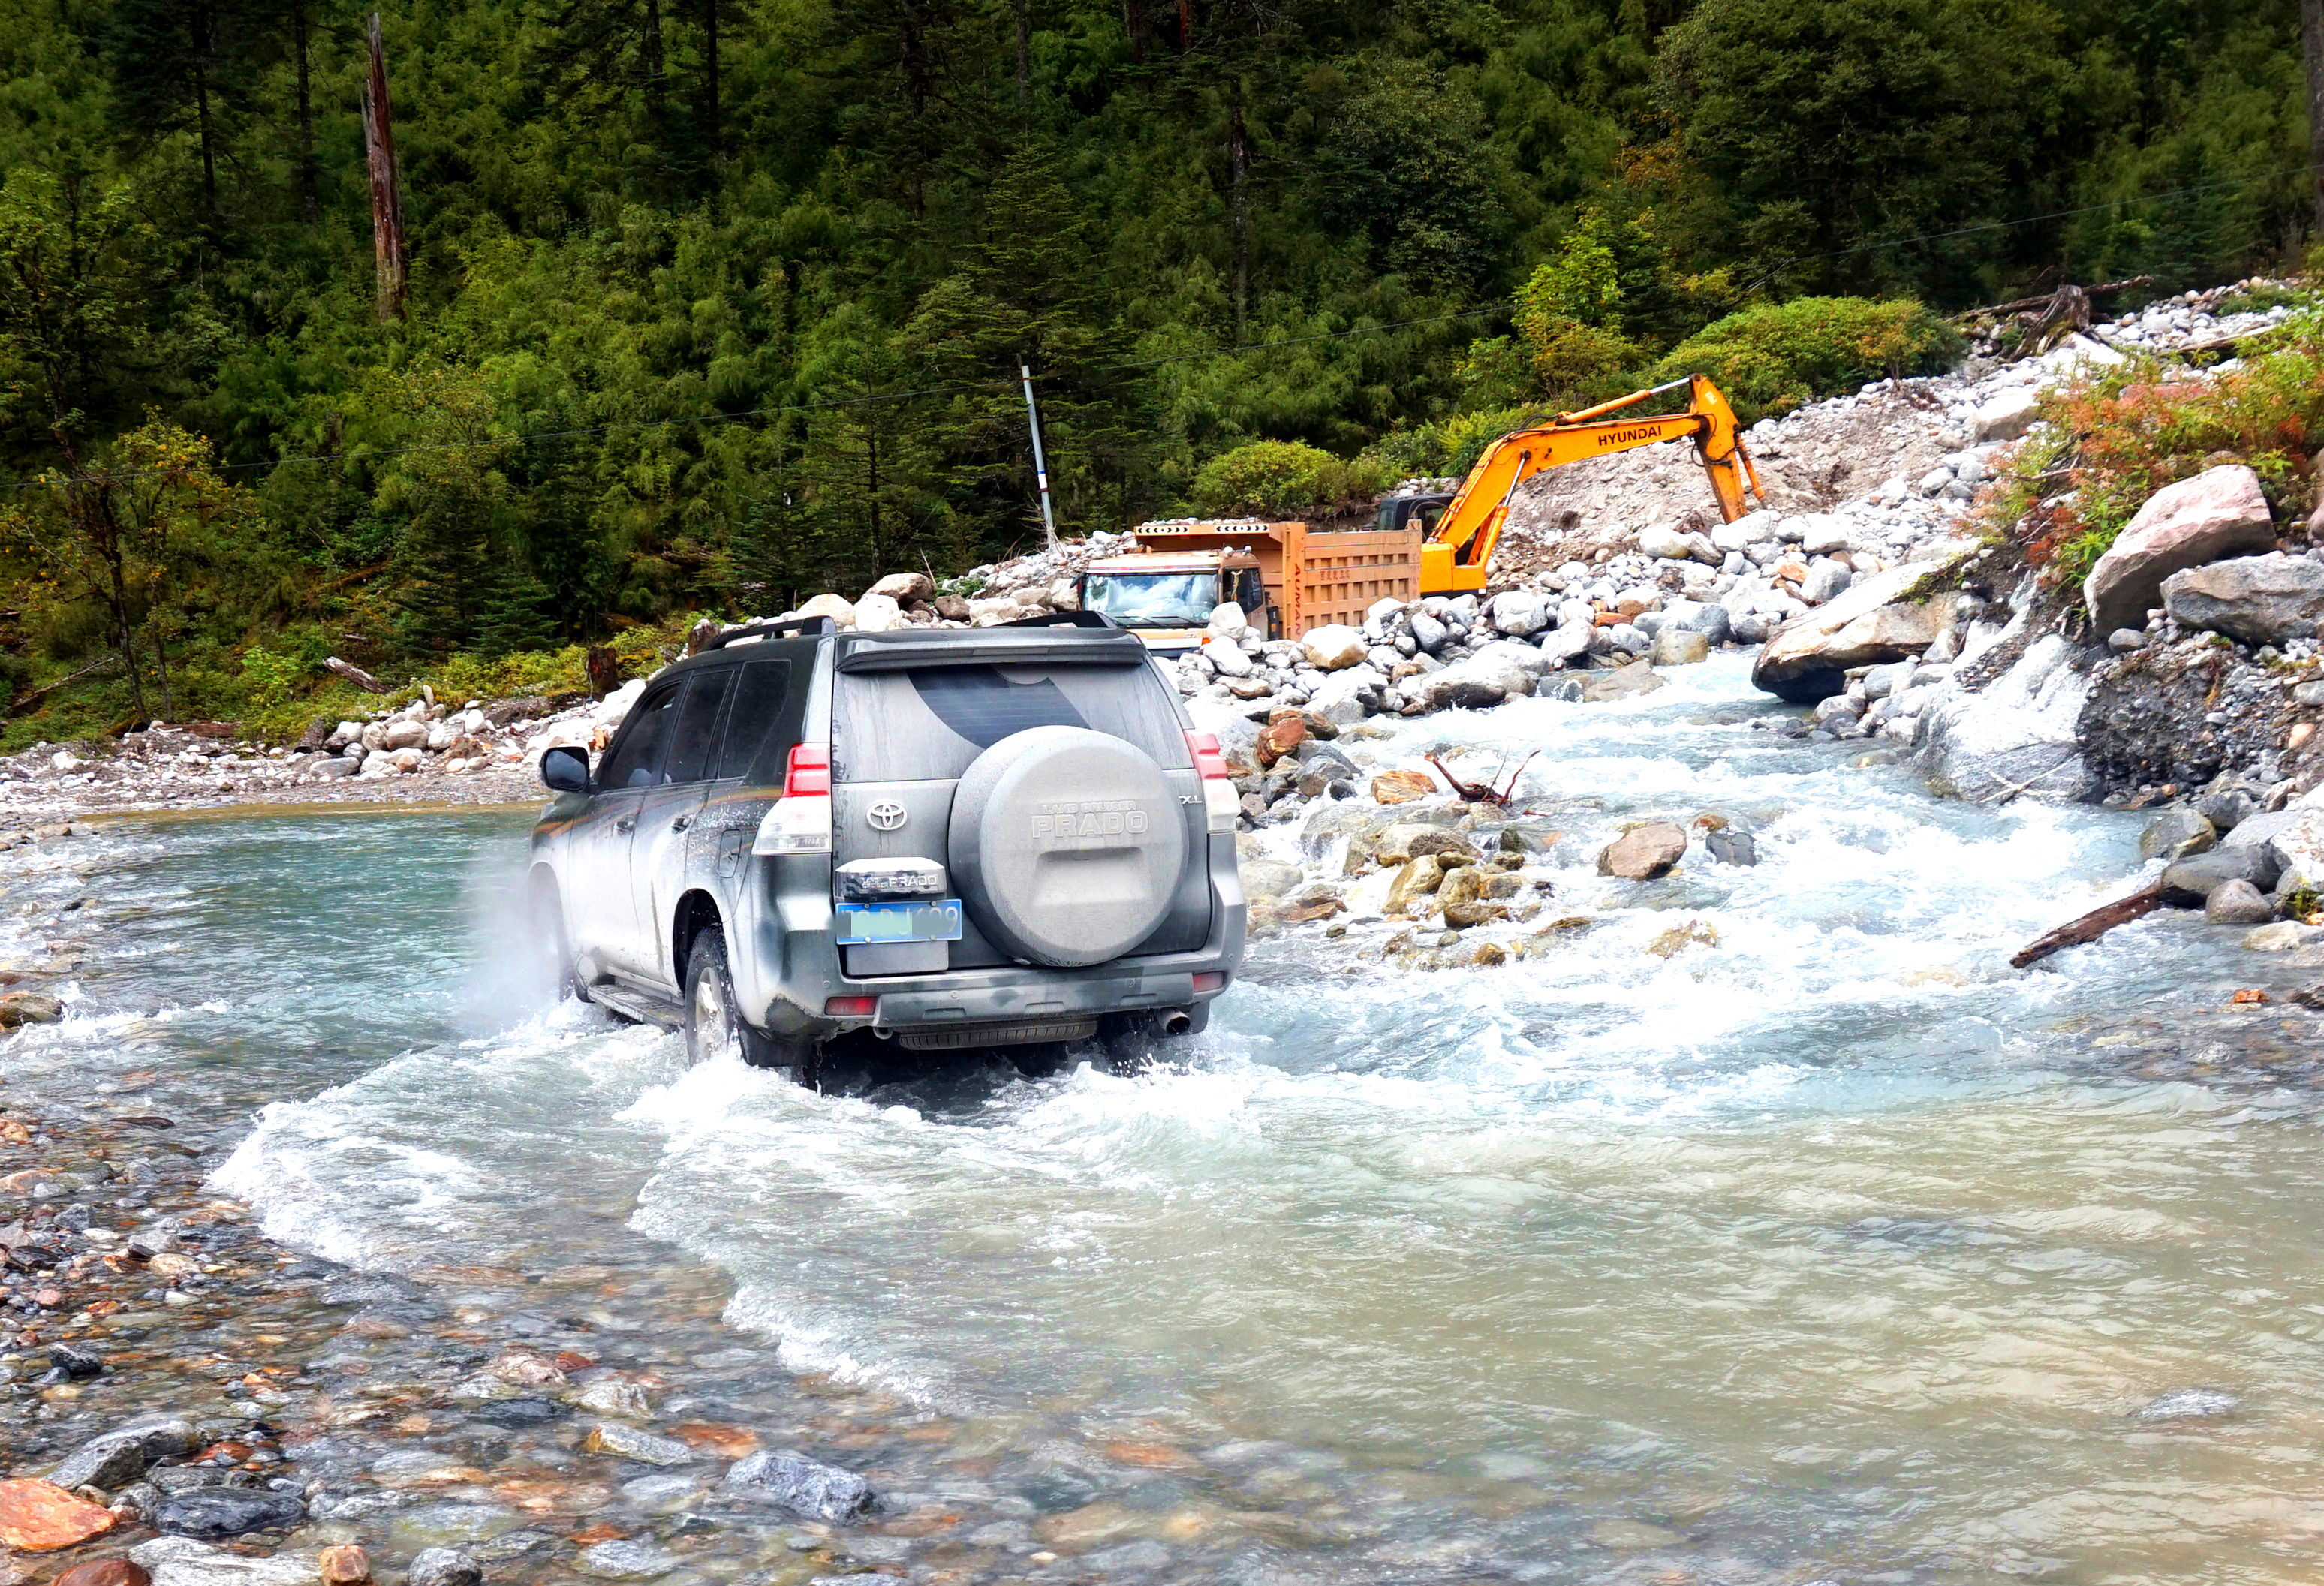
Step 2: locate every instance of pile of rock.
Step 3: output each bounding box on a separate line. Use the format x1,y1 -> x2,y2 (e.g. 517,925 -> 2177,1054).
2139,781 -> 2324,927
2085,280 -> 2304,356
308,688 -> 545,781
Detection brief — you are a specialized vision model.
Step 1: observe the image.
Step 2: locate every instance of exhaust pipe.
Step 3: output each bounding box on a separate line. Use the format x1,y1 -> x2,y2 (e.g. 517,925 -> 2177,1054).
1160,1011 -> 1192,1037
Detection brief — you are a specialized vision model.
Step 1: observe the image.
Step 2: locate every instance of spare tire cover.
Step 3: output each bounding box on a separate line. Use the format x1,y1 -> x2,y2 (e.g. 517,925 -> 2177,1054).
948,725 -> 1187,968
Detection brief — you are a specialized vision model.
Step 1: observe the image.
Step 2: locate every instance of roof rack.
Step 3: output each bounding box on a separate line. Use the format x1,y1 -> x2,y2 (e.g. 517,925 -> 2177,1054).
700,616 -> 838,651
998,610 -> 1119,630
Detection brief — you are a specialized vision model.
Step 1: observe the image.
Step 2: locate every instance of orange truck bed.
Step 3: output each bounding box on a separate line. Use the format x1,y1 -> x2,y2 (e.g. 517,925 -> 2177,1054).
1117,521 -> 1422,638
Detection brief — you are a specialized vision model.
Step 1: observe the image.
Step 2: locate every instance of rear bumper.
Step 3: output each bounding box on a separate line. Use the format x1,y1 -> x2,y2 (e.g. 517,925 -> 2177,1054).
742,844 -> 1246,1040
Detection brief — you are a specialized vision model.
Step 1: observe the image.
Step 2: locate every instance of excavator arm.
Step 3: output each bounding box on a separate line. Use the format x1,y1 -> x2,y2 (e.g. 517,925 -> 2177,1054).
1417,373 -> 1764,594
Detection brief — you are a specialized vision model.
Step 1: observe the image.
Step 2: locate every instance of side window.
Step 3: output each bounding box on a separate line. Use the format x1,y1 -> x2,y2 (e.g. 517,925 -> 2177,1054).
598,684 -> 683,790
717,658 -> 797,780
662,670 -> 735,784
1233,567 -> 1265,615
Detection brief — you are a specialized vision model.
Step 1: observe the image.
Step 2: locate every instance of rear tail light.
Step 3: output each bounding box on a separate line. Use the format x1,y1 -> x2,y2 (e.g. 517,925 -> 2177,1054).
753,740 -> 832,855
1186,730 -> 1239,834
824,995 -> 876,1019
1193,971 -> 1228,995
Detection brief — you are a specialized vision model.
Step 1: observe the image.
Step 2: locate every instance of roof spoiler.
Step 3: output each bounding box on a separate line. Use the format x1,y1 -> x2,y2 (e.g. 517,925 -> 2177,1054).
700,616 -> 839,650
998,610 -> 1119,630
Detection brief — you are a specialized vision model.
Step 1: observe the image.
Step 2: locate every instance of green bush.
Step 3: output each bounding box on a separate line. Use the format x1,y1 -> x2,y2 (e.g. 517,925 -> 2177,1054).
1188,441 -> 1386,516
1650,296 -> 1964,420
1361,406 -> 1536,481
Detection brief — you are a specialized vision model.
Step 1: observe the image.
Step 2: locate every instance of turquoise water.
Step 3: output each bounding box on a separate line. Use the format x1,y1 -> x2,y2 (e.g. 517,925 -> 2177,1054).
8,655 -> 2323,1582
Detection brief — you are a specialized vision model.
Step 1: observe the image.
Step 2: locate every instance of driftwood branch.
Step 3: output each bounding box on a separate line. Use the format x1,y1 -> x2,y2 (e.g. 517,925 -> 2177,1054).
1954,277 -> 2155,321
2,653 -> 122,717
2010,884 -> 2164,969
324,655 -> 388,694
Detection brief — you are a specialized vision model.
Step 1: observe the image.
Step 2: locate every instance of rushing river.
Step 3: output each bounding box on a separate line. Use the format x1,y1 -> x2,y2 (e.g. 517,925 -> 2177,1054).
11,652 -> 2324,1584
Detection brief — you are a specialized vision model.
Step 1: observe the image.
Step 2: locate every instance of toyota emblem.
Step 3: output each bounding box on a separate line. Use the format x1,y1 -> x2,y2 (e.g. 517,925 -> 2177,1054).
866,800 -> 908,832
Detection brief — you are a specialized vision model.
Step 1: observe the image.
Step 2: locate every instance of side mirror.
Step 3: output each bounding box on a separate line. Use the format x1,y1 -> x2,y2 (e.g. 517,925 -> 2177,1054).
540,745 -> 592,795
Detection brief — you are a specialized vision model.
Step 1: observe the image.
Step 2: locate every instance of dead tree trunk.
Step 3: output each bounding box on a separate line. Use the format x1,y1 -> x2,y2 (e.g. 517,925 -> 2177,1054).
1228,75 -> 1249,334
361,12 -> 410,322
291,0 -> 318,219
1012,0 -> 1029,102
2011,885 -> 2164,969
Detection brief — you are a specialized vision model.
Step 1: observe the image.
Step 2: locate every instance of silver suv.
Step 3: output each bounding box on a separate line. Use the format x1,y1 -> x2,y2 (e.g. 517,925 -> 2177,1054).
529,613 -> 1246,1079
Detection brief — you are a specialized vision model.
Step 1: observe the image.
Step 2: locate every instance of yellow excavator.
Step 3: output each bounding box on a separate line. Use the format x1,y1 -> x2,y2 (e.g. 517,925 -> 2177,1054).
1387,372 -> 1766,594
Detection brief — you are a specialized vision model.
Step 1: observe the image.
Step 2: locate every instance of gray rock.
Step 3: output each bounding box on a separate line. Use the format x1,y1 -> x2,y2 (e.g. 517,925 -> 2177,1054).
2138,809 -> 2216,862
1489,589 -> 1549,637
131,1537 -> 322,1586
2107,628 -> 2148,652
1659,598 -> 1732,646
1648,629 -> 1709,667
2205,878 -> 2276,924
1598,823 -> 1687,880
2193,790 -> 2256,833
152,1488 -> 306,1539
1409,612 -> 1449,654
408,1547 -> 484,1586
51,1414 -> 197,1490
2294,677 -> 2324,707
577,1539 -> 684,1580
1239,861 -> 1303,902
1537,622 -> 1594,667
1801,561 -> 1852,604
1579,661 -> 1666,703
2160,845 -> 2280,907
2217,805 -> 2296,864
2161,552 -> 2324,647
586,1422 -> 695,1466
2135,1388 -> 2238,1422
1705,828 -> 1758,866
722,1449 -> 876,1521
311,757 -> 359,778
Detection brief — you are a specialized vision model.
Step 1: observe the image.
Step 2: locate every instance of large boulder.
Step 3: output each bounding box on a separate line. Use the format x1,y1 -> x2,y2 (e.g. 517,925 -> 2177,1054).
865,570 -> 935,604
1302,625 -> 1369,670
851,592 -> 905,633
2160,552 -> 2324,647
2082,465 -> 2277,635
1598,823 -> 1687,880
2268,797 -> 2324,894
1418,655 -> 1534,712
1579,661 -> 1666,703
1751,562 -> 1956,703
1486,590 -> 1546,637
1974,387 -> 2041,442
1913,633 -> 2096,803
796,592 -> 857,628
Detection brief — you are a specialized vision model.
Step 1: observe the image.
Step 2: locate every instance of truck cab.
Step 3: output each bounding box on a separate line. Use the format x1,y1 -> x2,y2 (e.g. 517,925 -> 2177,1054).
1079,548 -> 1274,652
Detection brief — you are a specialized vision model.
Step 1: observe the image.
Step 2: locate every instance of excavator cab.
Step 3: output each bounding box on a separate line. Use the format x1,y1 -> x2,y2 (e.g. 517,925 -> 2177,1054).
1377,495 -> 1456,536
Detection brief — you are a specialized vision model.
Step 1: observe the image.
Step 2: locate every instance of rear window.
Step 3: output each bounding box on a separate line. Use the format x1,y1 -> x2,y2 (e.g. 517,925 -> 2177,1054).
835,662 -> 1188,783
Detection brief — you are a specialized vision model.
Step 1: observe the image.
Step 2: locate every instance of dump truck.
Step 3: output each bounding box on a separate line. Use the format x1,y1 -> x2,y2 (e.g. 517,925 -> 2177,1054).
1077,521 -> 1422,653
1085,375 -> 1764,647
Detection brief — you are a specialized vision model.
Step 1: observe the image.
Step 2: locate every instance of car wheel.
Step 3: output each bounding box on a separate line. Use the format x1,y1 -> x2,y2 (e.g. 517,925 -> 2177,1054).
529,872 -> 589,1004
683,925 -> 810,1074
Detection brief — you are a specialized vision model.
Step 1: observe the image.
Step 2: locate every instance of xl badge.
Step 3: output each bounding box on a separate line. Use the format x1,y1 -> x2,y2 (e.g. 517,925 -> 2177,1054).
866,800 -> 908,832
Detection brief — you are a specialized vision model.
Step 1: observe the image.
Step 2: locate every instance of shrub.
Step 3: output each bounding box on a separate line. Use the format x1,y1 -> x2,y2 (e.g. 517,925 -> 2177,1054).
1650,296 -> 1963,420
1360,407 -> 1537,483
1189,441 -> 1385,516
1994,310 -> 2324,585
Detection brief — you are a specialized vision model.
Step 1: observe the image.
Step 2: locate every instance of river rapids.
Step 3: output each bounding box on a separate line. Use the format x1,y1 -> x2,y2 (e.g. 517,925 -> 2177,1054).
9,653 -> 2324,1584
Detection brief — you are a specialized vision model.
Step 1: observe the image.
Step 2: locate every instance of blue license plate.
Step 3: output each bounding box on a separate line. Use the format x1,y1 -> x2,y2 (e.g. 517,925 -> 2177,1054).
835,900 -> 964,946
